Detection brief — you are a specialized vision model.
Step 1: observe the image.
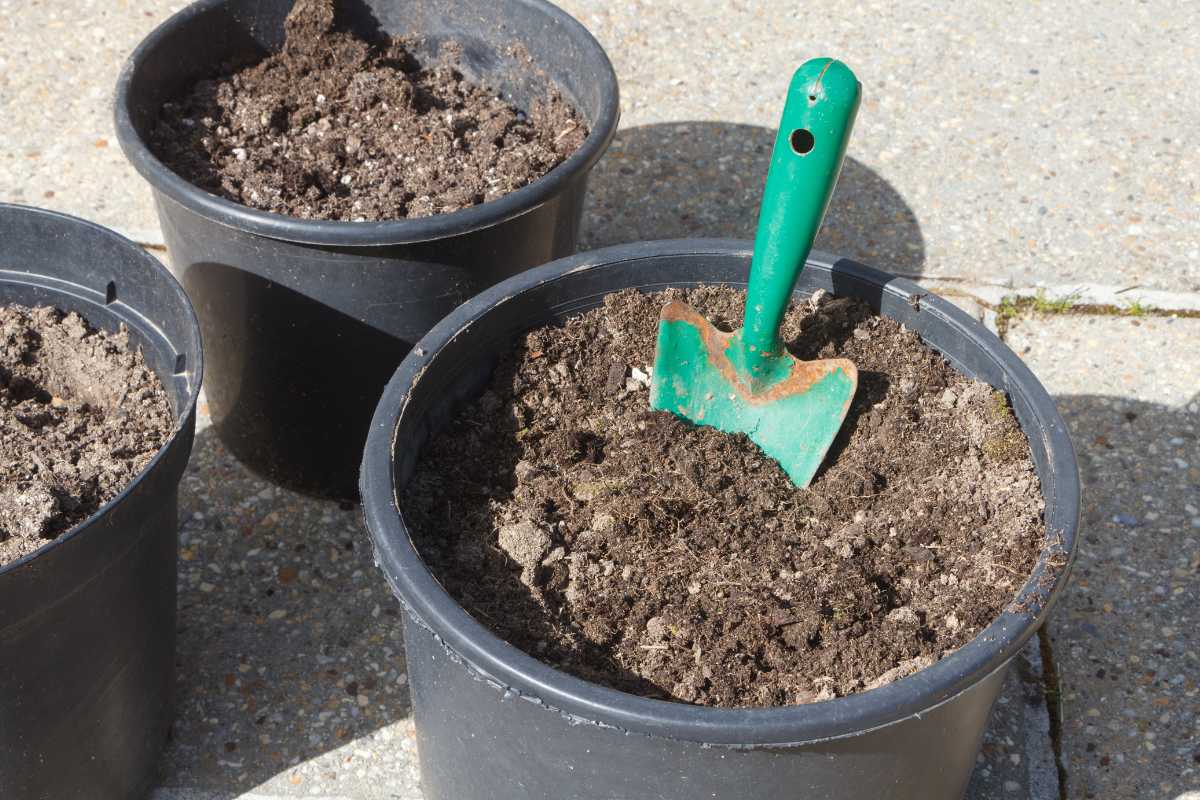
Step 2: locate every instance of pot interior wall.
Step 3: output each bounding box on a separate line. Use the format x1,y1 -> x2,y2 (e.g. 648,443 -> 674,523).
126,0 -> 605,150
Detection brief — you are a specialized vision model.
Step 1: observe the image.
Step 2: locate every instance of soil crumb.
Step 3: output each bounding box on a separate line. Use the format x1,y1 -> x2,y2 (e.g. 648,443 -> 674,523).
151,0 -> 588,221
0,305 -> 173,566
403,288 -> 1048,708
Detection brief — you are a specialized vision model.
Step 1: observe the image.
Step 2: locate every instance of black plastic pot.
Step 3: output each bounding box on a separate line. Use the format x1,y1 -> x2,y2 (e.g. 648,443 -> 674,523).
115,0 -> 620,500
0,204 -> 202,799
361,240 -> 1080,800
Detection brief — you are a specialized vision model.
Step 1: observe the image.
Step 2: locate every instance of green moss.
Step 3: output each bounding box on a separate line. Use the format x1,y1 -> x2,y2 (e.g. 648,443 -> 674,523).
982,431 -> 1026,463
989,390 -> 1010,417
1123,299 -> 1154,317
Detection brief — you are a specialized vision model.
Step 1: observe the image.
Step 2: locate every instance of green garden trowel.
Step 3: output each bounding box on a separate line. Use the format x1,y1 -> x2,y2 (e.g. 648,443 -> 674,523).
649,58 -> 861,487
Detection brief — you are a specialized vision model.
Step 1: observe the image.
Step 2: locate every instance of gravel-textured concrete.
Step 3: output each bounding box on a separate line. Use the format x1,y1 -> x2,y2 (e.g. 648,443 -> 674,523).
1006,315 -> 1200,799
2,0 -> 1198,289
569,0 -> 1200,292
5,1 -> 1198,797
0,0 -> 174,244
155,411 -> 419,799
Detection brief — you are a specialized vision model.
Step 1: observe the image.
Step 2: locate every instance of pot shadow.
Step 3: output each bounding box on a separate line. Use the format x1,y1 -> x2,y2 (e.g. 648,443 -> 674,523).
154,422 -> 412,795
582,121 -> 925,276
1034,391 -> 1198,800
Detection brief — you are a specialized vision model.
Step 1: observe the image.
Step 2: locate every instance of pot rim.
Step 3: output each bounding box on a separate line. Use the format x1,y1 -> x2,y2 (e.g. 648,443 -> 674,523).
360,239 -> 1080,745
0,203 -> 205,578
113,0 -> 620,247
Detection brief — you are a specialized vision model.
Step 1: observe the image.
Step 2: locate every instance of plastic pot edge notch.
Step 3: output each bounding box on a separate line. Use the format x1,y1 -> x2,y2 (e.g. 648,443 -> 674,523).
360,238 -> 1080,747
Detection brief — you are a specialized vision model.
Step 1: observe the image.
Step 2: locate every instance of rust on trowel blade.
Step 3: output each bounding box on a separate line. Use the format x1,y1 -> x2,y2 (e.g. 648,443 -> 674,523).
660,300 -> 858,407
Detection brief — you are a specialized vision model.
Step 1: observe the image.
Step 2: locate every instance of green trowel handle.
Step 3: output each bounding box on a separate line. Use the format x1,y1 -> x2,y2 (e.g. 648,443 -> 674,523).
742,58 -> 861,362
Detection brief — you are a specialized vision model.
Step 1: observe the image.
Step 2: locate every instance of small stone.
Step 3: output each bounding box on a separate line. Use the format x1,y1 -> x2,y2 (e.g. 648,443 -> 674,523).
1003,781 -> 1020,792
268,609 -> 287,620
591,512 -> 615,531
497,520 -> 551,585
1112,513 -> 1139,527
604,362 -> 627,394
939,389 -> 958,408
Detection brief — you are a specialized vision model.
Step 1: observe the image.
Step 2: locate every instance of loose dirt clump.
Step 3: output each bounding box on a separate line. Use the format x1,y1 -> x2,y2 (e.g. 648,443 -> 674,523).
403,287 -> 1048,708
151,0 -> 588,221
0,305 -> 173,566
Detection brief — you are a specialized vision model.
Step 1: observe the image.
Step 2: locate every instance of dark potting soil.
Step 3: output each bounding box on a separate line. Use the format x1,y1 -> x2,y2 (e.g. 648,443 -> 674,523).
0,305 -> 173,567
402,288 -> 1050,708
150,0 -> 588,221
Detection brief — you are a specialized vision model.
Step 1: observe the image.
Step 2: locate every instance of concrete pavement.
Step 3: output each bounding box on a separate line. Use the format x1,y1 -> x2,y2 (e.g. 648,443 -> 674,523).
3,1 -> 1199,798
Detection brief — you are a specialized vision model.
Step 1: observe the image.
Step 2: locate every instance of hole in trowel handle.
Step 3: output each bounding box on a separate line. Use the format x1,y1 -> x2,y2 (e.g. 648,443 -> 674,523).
789,128 -> 815,155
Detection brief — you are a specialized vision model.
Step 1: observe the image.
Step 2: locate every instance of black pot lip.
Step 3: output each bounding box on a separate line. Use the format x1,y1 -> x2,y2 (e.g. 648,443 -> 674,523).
113,0 -> 620,247
0,203 -> 205,578
360,238 -> 1081,745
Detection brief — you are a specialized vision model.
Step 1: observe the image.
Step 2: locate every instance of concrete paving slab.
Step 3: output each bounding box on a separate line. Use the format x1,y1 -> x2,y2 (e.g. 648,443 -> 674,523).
1005,315 -> 1200,800
563,0 -> 1200,292
0,0 -> 179,245
2,0 -> 1199,290
4,1 -> 1193,797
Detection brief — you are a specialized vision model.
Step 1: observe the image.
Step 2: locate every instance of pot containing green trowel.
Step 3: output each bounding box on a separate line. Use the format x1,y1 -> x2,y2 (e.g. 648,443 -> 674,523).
649,57 -> 861,487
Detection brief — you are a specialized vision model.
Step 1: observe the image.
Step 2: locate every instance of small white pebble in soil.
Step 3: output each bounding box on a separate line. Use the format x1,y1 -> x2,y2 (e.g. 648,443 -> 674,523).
497,520 -> 550,586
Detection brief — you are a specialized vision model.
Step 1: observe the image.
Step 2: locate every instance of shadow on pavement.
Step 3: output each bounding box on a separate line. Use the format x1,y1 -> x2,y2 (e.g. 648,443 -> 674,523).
154,424 -> 413,795
583,121 -> 925,275
1041,392 -> 1199,800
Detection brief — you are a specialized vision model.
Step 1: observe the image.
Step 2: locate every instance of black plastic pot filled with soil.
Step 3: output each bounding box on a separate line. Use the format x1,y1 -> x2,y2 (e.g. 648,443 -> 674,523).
360,240 -> 1080,800
0,204 -> 203,799
115,0 -> 619,499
